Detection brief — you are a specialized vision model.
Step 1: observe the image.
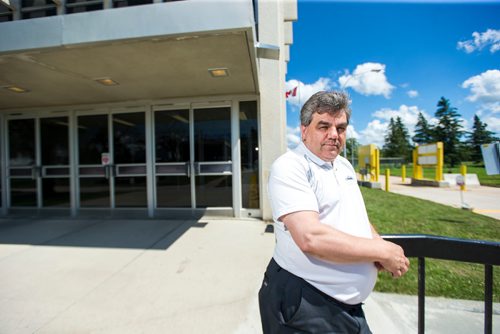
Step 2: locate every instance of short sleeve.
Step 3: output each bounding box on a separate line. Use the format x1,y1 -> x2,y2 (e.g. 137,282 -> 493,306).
268,154 -> 319,221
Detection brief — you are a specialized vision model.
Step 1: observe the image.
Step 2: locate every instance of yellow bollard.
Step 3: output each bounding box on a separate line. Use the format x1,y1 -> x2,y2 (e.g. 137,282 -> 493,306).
385,169 -> 390,192
401,165 -> 406,183
460,164 -> 467,191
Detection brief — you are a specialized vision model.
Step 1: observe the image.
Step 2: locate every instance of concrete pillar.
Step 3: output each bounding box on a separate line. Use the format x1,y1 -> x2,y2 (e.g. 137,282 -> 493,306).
257,0 -> 288,220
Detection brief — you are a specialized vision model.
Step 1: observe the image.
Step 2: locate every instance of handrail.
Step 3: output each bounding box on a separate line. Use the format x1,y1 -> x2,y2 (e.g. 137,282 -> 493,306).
383,234 -> 499,334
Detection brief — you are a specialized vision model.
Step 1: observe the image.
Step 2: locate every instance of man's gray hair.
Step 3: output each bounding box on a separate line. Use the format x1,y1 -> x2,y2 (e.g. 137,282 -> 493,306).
300,91 -> 352,126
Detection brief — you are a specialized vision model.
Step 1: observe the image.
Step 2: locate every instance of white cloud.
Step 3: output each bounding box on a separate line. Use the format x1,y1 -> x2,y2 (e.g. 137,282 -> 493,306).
462,69 -> 500,103
471,102 -> 500,137
483,115 -> 500,133
372,104 -> 426,129
347,124 -> 359,140
358,105 -> 431,146
285,78 -> 333,109
359,119 -> 387,148
457,29 -> 500,54
407,90 -> 419,98
287,125 -> 301,149
338,62 -> 395,98
462,69 -> 500,137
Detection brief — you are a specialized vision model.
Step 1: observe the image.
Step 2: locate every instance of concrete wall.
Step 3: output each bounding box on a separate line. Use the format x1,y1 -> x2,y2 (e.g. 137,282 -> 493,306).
258,0 -> 296,220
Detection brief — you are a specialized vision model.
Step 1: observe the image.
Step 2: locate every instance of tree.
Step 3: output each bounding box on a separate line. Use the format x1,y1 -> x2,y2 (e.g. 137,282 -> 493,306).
467,114 -> 499,163
382,116 -> 413,161
412,112 -> 433,145
433,97 -> 464,167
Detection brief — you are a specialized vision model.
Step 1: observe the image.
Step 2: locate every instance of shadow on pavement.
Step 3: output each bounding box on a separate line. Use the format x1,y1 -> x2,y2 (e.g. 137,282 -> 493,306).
0,217 -> 204,250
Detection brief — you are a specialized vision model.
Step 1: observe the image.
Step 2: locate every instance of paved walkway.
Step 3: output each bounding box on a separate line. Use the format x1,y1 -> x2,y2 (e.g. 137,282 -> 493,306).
378,175 -> 500,220
0,216 -> 498,333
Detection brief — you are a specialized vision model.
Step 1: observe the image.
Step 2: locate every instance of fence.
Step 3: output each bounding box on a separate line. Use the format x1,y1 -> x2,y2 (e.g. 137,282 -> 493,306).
383,234 -> 500,334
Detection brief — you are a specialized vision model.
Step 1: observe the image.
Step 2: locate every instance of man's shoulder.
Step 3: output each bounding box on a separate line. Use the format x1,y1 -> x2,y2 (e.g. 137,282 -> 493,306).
271,148 -> 308,178
272,148 -> 305,168
335,155 -> 355,172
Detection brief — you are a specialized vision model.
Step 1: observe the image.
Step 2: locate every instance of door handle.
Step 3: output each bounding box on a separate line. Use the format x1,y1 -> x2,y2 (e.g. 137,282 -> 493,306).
104,165 -> 116,179
186,162 -> 191,178
32,166 -> 41,179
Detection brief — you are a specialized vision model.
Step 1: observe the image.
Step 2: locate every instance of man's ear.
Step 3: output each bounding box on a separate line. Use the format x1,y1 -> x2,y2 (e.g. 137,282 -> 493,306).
300,125 -> 307,142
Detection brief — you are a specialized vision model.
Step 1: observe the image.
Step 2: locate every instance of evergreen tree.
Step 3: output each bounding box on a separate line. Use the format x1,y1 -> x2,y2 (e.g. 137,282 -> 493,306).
382,116 -> 413,161
412,112 -> 434,145
468,114 -> 499,163
383,117 -> 397,156
433,97 -> 464,167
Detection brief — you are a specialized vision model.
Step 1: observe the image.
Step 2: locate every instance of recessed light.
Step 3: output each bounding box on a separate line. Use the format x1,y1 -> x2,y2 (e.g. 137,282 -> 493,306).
208,68 -> 229,77
3,85 -> 29,93
95,78 -> 119,86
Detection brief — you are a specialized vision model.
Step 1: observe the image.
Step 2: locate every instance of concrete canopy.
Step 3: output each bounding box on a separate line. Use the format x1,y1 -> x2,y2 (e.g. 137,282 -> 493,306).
0,1 -> 259,111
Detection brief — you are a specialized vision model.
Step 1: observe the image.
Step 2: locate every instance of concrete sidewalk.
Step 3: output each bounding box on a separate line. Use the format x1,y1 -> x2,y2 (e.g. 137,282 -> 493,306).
379,175 -> 500,221
0,218 -> 273,333
0,217 -> 498,333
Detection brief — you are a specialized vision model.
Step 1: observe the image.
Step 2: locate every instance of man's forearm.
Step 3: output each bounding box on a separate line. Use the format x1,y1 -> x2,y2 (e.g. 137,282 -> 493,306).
282,211 -> 409,276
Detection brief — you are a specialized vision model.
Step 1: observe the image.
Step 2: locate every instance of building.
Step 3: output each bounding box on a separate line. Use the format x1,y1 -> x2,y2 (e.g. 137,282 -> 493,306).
0,0 -> 297,219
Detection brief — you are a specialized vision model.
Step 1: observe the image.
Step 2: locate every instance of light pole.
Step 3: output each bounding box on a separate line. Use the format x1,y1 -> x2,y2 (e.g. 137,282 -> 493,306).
340,68 -> 382,162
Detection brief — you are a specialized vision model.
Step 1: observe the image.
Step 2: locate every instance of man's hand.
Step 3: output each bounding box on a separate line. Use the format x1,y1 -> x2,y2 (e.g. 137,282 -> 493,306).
376,240 -> 410,278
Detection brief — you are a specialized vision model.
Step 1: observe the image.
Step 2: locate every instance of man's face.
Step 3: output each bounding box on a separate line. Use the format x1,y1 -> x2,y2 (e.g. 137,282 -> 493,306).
300,111 -> 348,162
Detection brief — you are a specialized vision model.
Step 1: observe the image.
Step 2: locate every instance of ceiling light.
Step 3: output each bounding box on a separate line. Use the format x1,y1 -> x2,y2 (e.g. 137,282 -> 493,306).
3,85 -> 29,93
208,68 -> 229,78
95,78 -> 119,86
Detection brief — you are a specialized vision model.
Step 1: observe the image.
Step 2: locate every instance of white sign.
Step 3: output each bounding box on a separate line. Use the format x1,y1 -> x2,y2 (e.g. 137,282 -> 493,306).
101,153 -> 111,166
417,143 -> 437,154
481,143 -> 500,175
418,156 -> 437,165
455,175 -> 465,186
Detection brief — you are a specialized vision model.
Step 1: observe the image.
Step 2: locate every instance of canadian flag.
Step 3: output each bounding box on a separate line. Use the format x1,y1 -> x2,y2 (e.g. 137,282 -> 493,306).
285,86 -> 297,98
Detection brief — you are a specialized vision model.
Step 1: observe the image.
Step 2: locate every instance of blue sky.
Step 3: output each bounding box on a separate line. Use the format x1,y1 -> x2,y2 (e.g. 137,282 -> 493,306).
285,0 -> 500,149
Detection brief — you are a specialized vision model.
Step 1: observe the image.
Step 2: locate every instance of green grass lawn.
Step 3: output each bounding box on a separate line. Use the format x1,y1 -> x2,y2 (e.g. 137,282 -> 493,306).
381,163 -> 500,187
361,187 -> 500,301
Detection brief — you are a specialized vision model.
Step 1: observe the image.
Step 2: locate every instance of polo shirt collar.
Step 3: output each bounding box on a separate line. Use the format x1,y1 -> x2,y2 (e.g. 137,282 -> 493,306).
296,142 -> 334,170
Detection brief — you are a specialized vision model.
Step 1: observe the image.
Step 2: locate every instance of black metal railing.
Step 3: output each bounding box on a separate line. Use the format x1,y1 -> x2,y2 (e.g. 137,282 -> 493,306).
383,234 -> 500,334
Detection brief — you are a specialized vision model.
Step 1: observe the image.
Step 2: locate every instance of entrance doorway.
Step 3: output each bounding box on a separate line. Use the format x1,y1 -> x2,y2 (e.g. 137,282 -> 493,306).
7,117 -> 71,208
77,111 -> 147,208
154,106 -> 232,209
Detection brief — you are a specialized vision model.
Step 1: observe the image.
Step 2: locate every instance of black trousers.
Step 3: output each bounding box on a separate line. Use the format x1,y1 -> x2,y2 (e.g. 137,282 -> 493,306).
258,258 -> 372,334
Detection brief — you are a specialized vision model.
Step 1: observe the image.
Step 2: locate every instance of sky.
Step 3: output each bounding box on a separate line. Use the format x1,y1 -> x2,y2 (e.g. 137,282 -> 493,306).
285,0 -> 500,150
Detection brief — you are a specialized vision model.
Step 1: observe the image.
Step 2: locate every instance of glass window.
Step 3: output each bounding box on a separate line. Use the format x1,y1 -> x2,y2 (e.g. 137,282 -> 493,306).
239,101 -> 259,209
155,109 -> 189,163
113,112 -> 146,164
9,119 -> 35,167
41,117 -> 69,165
194,107 -> 231,162
78,115 -> 109,165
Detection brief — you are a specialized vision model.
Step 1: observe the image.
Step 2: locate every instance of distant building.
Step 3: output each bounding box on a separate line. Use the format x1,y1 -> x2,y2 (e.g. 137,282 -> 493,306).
0,0 -> 297,219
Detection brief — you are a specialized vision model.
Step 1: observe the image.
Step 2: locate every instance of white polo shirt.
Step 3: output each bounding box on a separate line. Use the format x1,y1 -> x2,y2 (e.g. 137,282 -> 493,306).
268,142 -> 377,305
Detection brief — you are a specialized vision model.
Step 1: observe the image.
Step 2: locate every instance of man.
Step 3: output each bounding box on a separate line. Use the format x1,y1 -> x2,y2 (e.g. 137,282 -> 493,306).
259,91 -> 409,333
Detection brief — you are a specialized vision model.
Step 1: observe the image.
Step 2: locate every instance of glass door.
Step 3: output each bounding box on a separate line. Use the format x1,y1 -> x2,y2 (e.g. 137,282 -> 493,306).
77,114 -> 111,207
193,107 -> 232,208
154,109 -> 191,208
112,112 -> 147,208
8,119 -> 37,207
8,117 -> 70,208
77,111 -> 147,208
154,106 -> 232,209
